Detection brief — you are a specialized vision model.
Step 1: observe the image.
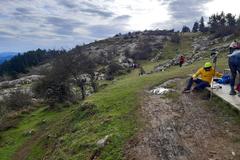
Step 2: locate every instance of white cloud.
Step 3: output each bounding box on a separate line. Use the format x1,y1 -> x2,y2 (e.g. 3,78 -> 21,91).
108,0 -> 171,30
205,0 -> 240,16
0,0 -> 240,52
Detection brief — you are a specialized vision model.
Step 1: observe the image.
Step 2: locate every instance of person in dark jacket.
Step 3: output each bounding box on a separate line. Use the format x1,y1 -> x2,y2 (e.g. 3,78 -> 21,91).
179,55 -> 185,67
228,52 -> 240,95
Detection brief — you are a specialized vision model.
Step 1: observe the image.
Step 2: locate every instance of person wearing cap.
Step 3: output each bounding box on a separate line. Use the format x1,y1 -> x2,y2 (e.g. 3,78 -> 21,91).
183,62 -> 223,93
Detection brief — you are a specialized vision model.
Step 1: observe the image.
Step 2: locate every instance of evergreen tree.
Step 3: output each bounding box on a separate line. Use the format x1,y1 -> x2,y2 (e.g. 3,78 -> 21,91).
226,13 -> 236,26
192,21 -> 199,32
219,12 -> 226,26
0,49 -> 64,77
199,17 -> 205,32
208,14 -> 218,33
237,16 -> 240,27
181,25 -> 190,32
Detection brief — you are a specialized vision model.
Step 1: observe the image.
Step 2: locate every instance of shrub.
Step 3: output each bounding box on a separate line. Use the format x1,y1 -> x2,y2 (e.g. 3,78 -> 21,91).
213,26 -> 236,38
107,62 -> 124,76
33,76 -> 73,107
131,43 -> 153,60
170,33 -> 181,44
3,90 -> 32,111
124,48 -> 131,58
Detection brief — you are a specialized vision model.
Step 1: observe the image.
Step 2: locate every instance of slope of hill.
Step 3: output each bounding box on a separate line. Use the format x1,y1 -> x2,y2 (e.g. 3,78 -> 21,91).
0,32 -> 240,160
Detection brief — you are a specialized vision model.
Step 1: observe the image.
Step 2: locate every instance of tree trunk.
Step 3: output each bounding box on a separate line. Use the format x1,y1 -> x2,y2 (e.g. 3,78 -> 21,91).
91,80 -> 97,92
80,84 -> 85,100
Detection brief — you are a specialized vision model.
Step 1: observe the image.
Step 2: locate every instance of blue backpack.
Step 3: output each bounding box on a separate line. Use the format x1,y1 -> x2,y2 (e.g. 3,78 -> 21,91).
217,75 -> 231,84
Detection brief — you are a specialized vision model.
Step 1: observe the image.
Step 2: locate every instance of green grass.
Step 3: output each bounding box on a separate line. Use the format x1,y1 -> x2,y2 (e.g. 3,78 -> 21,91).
208,95 -> 240,123
0,107 -> 67,160
26,144 -> 45,160
162,33 -> 196,59
0,57 -> 229,160
38,57 -> 228,160
0,32 -> 232,160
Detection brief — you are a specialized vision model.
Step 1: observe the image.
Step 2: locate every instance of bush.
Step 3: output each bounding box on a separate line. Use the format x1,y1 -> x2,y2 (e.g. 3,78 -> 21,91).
124,48 -> 131,58
105,74 -> 114,81
107,62 -> 124,76
213,26 -> 236,38
131,43 -> 153,60
170,33 -> 181,44
3,90 -> 32,111
33,77 -> 73,107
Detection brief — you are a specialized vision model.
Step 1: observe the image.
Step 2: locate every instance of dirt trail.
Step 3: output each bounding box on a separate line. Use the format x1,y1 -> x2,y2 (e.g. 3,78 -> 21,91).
12,130 -> 44,160
125,79 -> 240,160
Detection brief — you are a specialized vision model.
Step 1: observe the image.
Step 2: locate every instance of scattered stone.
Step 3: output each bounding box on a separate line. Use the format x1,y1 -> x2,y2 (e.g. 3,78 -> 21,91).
96,135 -> 111,148
23,129 -> 35,136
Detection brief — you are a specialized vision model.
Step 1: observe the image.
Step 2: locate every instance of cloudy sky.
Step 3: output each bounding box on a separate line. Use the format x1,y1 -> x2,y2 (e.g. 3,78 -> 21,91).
0,0 -> 240,52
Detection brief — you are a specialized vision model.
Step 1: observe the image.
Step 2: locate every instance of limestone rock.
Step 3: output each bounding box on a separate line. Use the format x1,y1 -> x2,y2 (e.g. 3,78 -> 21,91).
96,135 -> 111,148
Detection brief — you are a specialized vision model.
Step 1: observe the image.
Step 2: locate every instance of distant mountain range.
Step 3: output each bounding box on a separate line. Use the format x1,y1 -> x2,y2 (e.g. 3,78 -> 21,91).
0,52 -> 19,64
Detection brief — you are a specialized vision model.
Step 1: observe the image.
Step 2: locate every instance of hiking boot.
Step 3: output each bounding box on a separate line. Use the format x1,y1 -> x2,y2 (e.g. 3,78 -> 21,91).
229,90 -> 237,96
182,88 -> 191,93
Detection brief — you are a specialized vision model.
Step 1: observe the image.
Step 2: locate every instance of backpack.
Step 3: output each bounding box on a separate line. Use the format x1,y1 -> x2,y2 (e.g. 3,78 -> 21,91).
217,75 -> 231,84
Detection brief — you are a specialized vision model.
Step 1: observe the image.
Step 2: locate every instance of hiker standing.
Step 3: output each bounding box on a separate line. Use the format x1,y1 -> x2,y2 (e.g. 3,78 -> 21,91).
179,55 -> 185,67
229,40 -> 237,54
183,62 -> 222,93
228,51 -> 240,96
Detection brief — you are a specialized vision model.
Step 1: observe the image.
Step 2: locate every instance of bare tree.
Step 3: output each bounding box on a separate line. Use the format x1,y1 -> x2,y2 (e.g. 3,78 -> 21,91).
55,52 -> 96,100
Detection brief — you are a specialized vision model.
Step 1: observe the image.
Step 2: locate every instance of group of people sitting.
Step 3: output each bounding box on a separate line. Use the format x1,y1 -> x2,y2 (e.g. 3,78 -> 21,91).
182,40 -> 240,97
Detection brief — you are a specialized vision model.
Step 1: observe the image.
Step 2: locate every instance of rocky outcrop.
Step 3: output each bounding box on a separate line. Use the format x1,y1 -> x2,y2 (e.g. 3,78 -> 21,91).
211,43 -> 229,52
155,35 -> 211,72
192,36 -> 210,53
0,87 -> 33,101
0,75 -> 43,101
0,75 -> 44,89
154,51 -> 205,72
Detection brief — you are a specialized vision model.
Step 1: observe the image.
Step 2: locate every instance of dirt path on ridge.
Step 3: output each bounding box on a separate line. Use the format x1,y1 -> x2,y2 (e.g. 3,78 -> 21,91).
125,79 -> 240,160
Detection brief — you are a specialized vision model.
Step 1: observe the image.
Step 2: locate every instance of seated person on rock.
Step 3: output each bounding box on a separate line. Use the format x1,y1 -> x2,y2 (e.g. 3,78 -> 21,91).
183,62 -> 223,93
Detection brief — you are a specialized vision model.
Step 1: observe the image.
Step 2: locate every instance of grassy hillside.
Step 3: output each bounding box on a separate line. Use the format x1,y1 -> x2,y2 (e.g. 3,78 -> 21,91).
0,33 -> 235,160
0,107 -> 69,160
0,56 -> 229,160
162,32 -> 197,59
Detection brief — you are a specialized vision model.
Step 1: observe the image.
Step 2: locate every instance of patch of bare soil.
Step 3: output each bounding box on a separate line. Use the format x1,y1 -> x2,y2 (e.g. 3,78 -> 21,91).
125,79 -> 240,160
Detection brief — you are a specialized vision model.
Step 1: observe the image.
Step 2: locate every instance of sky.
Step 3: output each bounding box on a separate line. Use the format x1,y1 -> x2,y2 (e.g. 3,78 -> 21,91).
0,0 -> 240,53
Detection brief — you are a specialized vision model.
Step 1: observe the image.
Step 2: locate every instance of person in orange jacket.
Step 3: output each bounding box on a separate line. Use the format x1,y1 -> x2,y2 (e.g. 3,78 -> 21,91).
183,62 -> 222,93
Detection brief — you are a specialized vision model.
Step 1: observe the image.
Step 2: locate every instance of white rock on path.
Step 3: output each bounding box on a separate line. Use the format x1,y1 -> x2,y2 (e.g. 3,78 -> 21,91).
150,87 -> 171,95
